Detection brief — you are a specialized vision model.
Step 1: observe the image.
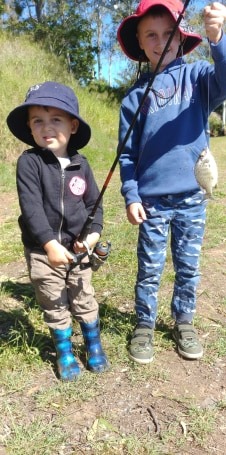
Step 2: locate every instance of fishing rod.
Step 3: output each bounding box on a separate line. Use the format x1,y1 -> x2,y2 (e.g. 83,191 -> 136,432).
78,0 -> 191,243
69,0 -> 192,271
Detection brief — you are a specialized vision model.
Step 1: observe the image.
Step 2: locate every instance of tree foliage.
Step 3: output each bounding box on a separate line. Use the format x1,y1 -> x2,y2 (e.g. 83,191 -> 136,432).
32,12 -> 97,84
3,0 -> 97,84
0,0 -> 5,16
1,0 -> 225,94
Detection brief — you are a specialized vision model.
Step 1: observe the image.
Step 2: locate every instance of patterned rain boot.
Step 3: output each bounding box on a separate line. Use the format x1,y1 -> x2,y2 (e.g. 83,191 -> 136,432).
80,319 -> 110,373
51,327 -> 81,381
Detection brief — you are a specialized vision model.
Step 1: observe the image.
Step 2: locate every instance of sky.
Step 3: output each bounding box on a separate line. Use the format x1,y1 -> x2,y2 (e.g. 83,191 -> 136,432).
96,56 -> 128,86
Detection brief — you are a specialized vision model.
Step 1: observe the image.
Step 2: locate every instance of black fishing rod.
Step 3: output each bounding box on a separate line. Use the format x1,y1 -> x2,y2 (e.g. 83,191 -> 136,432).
68,0 -> 192,271
78,0 -> 191,243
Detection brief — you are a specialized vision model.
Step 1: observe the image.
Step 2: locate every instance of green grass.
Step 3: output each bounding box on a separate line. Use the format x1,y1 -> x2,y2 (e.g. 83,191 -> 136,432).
0,32 -> 119,165
0,32 -> 226,455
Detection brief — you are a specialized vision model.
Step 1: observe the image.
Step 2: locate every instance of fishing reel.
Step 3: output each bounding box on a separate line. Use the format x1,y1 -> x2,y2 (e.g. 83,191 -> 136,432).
67,240 -> 111,272
89,240 -> 111,271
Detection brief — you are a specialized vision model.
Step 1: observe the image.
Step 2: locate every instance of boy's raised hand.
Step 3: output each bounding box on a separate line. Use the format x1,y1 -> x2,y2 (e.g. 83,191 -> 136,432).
204,2 -> 226,43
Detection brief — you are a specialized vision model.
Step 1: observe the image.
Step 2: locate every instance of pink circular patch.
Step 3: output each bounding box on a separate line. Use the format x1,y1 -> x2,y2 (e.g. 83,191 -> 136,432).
69,176 -> 86,196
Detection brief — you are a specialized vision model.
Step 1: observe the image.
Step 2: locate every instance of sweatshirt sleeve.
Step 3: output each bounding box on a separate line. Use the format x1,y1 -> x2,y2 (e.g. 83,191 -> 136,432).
16,153 -> 56,247
201,33 -> 226,112
118,100 -> 143,207
83,159 -> 103,235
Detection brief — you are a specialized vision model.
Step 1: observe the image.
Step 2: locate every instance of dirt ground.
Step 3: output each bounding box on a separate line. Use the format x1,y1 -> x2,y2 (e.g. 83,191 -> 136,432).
0,192 -> 226,455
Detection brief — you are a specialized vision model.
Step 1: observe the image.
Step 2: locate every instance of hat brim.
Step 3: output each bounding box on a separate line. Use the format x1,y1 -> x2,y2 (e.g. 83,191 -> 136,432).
117,3 -> 202,62
7,97 -> 91,150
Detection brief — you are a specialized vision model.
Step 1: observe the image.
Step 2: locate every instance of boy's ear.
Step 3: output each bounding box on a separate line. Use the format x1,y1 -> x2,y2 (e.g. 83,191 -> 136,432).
71,119 -> 79,134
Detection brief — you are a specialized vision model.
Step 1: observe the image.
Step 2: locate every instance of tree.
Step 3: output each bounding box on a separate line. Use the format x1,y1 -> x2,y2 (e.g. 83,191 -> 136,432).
0,0 -> 6,16
3,0 -> 97,84
33,12 -> 97,84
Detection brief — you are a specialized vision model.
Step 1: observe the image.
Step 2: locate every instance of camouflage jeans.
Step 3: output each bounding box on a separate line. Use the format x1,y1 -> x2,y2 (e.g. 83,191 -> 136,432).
135,190 -> 207,327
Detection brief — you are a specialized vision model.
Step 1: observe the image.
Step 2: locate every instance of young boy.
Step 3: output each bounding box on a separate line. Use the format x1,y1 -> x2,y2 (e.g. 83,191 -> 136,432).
7,81 -> 110,380
117,0 -> 226,363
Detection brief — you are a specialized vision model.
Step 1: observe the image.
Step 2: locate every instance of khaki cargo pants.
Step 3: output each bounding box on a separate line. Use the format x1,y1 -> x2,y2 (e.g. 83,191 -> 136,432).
25,248 -> 99,330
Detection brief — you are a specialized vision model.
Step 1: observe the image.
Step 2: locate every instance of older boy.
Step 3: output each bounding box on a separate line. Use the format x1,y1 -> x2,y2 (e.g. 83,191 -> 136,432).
117,0 -> 226,363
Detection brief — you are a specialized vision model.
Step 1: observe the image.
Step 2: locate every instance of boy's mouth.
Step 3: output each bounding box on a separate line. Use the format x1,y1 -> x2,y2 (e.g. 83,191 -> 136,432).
44,136 -> 55,141
154,49 -> 170,56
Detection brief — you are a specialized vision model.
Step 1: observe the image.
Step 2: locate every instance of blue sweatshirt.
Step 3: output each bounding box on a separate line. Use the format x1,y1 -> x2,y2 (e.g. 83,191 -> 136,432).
118,35 -> 226,206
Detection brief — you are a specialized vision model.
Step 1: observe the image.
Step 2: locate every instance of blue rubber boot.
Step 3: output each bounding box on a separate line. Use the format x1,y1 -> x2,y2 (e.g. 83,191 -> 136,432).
80,319 -> 110,373
51,327 -> 81,381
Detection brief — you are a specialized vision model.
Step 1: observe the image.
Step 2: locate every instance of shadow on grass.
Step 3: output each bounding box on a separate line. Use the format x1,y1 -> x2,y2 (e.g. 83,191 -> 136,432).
0,279 -> 57,373
99,301 -> 173,344
1,279 -> 36,306
155,318 -> 173,341
0,280 -> 174,374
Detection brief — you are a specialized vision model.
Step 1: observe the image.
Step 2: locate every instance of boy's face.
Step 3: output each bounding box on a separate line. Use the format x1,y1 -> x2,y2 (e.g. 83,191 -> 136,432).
28,106 -> 79,156
137,12 -> 181,71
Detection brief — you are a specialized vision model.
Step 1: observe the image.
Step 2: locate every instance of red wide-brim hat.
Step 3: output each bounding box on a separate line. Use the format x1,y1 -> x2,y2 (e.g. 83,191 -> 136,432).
117,0 -> 202,62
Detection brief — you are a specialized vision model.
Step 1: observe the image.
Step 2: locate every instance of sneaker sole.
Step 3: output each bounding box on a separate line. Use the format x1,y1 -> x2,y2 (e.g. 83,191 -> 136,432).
128,352 -> 154,364
177,346 -> 203,360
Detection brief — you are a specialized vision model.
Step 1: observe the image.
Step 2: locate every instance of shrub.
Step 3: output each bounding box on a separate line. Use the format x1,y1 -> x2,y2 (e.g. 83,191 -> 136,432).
209,111 -> 223,137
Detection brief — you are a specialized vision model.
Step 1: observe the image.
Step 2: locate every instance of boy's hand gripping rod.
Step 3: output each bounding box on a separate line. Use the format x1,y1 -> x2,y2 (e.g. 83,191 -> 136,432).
78,0 -> 191,244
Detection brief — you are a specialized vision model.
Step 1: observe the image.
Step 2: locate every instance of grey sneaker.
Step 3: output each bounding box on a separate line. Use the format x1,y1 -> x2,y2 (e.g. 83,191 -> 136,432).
173,323 -> 203,360
128,326 -> 154,364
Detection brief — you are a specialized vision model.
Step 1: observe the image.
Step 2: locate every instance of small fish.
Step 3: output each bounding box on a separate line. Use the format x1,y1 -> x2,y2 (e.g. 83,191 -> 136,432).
194,148 -> 218,199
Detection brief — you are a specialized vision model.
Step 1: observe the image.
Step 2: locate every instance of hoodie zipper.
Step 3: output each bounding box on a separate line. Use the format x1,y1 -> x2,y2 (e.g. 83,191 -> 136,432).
58,169 -> 65,243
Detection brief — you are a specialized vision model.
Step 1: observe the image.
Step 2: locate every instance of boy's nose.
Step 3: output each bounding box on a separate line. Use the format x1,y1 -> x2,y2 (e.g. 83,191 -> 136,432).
43,121 -> 52,130
157,37 -> 168,50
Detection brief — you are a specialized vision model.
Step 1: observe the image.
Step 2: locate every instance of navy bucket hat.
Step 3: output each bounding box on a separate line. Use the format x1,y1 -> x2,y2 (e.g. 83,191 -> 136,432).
117,0 -> 202,62
7,81 -> 91,150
